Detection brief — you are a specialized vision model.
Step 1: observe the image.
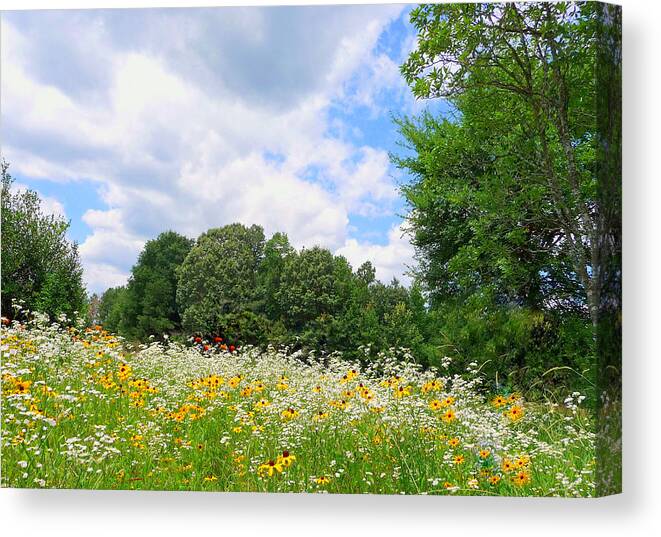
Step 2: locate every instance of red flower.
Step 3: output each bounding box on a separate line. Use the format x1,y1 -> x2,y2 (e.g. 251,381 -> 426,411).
203,344 -> 210,351
214,336 -> 223,343
229,345 -> 235,352
194,336 -> 202,343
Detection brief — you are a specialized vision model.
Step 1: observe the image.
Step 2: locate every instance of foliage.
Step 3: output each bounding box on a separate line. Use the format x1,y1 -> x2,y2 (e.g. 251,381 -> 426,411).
390,2 -> 615,393
121,231 -> 193,339
176,223 -> 265,334
1,160 -> 86,321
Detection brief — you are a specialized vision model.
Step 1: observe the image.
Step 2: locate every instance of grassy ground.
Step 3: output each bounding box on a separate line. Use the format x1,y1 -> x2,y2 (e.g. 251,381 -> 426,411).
1,315 -> 596,496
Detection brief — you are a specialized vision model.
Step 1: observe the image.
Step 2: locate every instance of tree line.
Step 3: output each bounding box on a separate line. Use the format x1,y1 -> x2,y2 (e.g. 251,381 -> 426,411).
94,224 -> 437,366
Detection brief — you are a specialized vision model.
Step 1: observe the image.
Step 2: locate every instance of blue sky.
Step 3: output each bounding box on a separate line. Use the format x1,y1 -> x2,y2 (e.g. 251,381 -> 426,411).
1,5 -> 447,293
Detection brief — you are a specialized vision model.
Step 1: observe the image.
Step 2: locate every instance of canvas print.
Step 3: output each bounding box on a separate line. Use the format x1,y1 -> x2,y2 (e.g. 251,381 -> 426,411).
0,2 -> 621,497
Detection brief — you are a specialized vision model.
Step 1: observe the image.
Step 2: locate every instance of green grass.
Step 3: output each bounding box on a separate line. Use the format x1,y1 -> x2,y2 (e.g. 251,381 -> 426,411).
1,317 -> 597,496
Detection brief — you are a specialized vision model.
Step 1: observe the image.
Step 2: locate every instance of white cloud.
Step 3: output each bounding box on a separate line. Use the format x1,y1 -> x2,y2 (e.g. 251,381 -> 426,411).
337,223 -> 416,286
1,6 -> 418,293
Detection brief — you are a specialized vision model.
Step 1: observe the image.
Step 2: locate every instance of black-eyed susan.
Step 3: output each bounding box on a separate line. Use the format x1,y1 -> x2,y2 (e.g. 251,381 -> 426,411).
492,395 -> 507,408
506,405 -> 524,422
501,458 -> 515,473
315,476 -> 331,485
277,450 -> 296,468
453,454 -> 465,465
257,459 -> 283,477
281,407 -> 299,420
448,437 -> 460,448
441,409 -> 456,423
512,469 -> 531,486
429,399 -> 443,412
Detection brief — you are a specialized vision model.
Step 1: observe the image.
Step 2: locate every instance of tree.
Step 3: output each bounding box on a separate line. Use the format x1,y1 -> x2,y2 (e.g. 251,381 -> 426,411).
121,231 -> 193,339
257,232 -> 294,320
1,160 -> 86,320
98,286 -> 128,333
400,2 -> 613,328
275,246 -> 353,331
176,223 -> 265,334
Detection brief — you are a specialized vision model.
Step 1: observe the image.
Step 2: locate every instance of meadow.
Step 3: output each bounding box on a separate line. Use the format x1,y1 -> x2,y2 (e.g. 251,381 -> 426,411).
1,313 -> 596,496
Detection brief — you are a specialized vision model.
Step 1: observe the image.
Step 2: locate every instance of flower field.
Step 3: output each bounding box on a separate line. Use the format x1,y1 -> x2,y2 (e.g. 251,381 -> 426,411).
1,315 -> 596,496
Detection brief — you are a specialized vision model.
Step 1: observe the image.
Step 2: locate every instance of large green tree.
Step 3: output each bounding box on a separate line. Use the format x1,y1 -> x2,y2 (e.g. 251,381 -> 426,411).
1,161 -> 86,320
176,223 -> 265,334
121,231 -> 193,339
399,1 -> 609,327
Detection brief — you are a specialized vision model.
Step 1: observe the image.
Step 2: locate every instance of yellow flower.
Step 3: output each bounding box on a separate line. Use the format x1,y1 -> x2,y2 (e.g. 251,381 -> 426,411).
512,469 -> 531,486
502,458 -> 515,473
228,375 -> 243,389
453,454 -> 465,465
277,450 -> 296,468
447,437 -> 460,448
313,410 -> 329,421
492,395 -> 507,408
479,449 -> 491,459
281,407 -> 299,420
315,476 -> 331,485
489,475 -> 501,486
232,426 -> 243,434
441,409 -> 456,423
516,455 -> 530,468
393,385 -> 412,399
506,405 -> 524,422
254,399 -> 270,410
258,460 -> 284,477
421,379 -> 443,394
204,475 -> 218,482
429,399 -> 443,412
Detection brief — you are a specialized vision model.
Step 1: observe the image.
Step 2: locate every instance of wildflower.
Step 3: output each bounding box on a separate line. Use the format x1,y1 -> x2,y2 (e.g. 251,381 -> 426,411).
512,470 -> 531,486
315,476 -> 331,485
492,395 -> 507,408
516,455 -> 530,468
258,459 -> 283,477
204,475 -> 218,482
429,399 -> 443,412
467,478 -> 479,489
393,385 -> 412,399
479,449 -> 491,459
441,409 -> 456,423
502,458 -> 515,473
453,455 -> 465,465
281,407 -> 299,420
448,437 -> 460,448
506,405 -> 524,422
277,450 -> 296,467
313,410 -> 329,421
489,475 -> 501,486
254,399 -> 270,410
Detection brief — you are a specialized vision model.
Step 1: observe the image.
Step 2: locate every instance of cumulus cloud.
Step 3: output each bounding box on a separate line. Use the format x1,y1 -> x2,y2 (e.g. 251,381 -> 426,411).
1,6 -> 419,293
337,223 -> 416,286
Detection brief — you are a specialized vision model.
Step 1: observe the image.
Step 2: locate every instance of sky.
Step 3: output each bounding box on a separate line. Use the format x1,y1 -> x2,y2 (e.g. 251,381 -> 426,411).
1,5 -> 447,294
